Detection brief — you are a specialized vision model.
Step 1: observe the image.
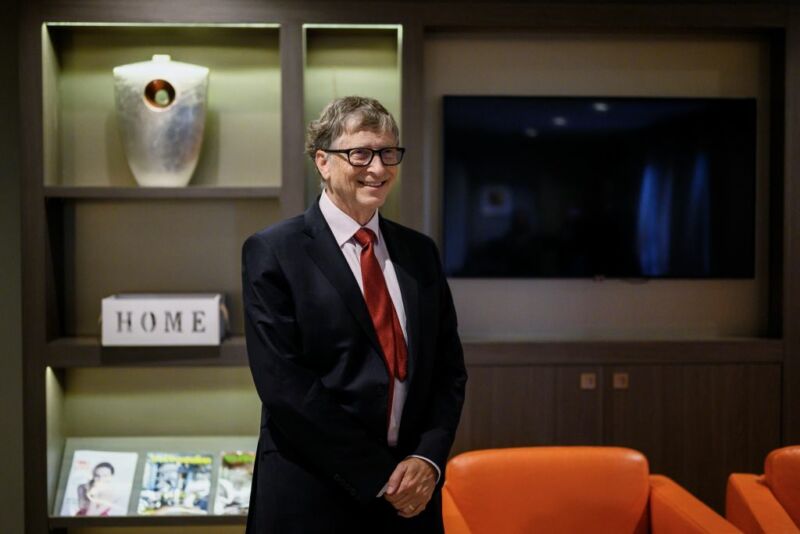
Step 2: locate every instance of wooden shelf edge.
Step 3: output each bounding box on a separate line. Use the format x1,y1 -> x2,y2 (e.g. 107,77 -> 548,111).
462,338 -> 785,366
44,336 -> 783,368
46,336 -> 247,368
44,186 -> 281,200
49,514 -> 247,528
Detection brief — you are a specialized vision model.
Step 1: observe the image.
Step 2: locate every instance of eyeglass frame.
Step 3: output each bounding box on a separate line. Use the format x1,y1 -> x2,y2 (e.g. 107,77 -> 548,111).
320,146 -> 406,167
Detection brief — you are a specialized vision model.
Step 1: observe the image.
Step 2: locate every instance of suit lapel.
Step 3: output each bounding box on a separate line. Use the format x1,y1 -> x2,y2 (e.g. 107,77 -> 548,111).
303,201 -> 384,359
380,217 -> 420,383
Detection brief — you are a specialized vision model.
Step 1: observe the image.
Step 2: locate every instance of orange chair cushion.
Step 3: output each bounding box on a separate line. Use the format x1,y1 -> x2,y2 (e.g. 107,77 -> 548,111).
443,447 -> 650,534
649,474 -> 742,533
765,445 -> 800,528
726,473 -> 798,534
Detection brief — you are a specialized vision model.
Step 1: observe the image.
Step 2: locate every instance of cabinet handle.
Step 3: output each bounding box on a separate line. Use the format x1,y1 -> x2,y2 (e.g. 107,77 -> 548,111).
579,372 -> 597,390
613,372 -> 630,390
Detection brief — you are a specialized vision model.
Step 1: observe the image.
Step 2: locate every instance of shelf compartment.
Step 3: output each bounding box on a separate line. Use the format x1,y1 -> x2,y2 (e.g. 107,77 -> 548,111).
44,185 -> 281,200
47,336 -> 247,367
303,25 -> 402,218
43,23 -> 282,189
50,198 -> 280,337
50,435 -> 257,525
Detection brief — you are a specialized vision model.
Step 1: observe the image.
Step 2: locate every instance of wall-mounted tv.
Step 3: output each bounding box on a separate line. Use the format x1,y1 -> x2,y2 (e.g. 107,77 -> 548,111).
442,95 -> 757,279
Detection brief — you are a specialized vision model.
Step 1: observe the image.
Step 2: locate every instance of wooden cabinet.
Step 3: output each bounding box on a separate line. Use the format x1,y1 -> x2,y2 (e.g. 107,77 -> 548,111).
453,343 -> 783,514
452,365 -> 606,451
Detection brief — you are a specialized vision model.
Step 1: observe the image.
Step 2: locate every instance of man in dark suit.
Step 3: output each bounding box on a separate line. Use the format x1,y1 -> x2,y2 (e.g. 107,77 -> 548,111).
241,96 -> 467,533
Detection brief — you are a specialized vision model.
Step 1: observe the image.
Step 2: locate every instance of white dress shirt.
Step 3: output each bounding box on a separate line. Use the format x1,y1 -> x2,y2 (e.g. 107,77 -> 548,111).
318,191 -> 441,487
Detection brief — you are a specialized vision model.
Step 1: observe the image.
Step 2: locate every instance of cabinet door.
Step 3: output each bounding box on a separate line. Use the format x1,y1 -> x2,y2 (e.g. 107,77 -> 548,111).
605,364 -> 782,513
555,366 -> 604,445
451,364 -> 605,455
451,365 -> 558,454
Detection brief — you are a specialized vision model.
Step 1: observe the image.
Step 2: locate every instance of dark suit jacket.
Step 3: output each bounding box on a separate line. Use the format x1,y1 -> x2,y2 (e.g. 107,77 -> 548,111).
241,199 -> 467,533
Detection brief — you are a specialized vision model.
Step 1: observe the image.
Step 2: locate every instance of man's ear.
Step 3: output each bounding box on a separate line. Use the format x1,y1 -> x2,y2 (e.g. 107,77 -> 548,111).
314,149 -> 329,179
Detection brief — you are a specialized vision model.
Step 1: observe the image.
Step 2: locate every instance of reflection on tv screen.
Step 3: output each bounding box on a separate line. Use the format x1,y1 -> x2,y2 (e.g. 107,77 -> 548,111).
442,96 -> 756,279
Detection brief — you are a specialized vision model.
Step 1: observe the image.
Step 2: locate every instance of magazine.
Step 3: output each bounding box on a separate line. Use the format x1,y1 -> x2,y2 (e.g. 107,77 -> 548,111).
59,450 -> 138,516
214,450 -> 255,515
137,452 -> 213,515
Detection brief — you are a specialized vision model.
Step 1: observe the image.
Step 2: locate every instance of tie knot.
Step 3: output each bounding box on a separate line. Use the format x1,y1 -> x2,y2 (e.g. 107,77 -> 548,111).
354,227 -> 377,248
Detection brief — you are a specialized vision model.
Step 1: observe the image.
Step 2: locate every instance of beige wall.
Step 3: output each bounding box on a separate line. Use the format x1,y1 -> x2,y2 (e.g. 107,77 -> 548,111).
0,0 -> 24,532
424,32 -> 771,340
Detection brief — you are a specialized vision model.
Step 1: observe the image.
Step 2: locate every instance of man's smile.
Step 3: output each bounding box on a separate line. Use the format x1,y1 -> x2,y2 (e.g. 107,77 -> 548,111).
359,180 -> 387,188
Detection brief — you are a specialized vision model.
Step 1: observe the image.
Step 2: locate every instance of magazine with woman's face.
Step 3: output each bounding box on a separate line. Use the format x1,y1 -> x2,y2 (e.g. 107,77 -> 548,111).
60,450 -> 139,516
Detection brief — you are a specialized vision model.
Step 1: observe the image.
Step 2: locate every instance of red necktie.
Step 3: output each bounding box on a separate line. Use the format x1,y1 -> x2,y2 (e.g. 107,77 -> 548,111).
353,228 -> 408,423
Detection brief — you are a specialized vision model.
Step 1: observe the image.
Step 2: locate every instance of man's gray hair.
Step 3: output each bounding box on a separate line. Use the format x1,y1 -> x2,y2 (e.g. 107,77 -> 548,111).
305,96 -> 399,159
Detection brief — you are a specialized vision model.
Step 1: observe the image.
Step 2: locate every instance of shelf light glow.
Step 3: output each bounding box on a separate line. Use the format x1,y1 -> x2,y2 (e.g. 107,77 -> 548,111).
44,22 -> 279,29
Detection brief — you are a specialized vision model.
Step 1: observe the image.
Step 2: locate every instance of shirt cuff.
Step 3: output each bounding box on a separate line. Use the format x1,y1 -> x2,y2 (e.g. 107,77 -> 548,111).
377,481 -> 389,497
408,455 -> 441,484
375,456 -> 442,498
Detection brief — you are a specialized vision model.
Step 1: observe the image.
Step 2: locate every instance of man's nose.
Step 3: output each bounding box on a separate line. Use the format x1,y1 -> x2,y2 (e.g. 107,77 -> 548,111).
367,153 -> 387,173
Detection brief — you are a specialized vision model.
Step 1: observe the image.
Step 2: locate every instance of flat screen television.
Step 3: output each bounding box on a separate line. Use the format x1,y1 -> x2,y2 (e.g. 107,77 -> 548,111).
442,95 -> 757,279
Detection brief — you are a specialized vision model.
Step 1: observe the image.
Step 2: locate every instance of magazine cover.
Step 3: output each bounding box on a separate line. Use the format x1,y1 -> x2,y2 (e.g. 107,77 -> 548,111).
214,450 -> 255,515
137,452 -> 213,515
59,450 -> 138,516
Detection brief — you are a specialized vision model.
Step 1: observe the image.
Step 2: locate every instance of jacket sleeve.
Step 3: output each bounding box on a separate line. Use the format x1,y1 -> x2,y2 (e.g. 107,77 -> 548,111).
410,239 -> 468,476
242,232 -> 397,503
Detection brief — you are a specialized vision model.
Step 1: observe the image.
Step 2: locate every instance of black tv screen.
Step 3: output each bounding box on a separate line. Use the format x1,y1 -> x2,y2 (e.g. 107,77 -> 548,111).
442,95 -> 757,279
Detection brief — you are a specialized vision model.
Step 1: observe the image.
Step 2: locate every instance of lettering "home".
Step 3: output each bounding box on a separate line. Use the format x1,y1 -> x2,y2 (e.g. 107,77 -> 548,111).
115,310 -> 207,334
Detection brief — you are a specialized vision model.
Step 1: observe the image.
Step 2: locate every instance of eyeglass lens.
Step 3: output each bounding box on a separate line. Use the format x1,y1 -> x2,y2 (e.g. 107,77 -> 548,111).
349,148 -> 403,166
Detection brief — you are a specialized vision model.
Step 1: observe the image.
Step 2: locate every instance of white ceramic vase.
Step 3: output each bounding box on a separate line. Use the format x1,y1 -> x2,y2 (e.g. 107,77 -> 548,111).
113,54 -> 209,187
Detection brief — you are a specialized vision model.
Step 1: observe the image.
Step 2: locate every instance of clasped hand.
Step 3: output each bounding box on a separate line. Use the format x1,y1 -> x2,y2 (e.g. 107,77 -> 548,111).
383,457 -> 436,518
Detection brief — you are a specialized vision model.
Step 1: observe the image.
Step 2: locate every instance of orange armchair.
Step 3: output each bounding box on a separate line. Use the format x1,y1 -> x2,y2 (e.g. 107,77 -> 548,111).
726,445 -> 800,533
442,447 -> 741,534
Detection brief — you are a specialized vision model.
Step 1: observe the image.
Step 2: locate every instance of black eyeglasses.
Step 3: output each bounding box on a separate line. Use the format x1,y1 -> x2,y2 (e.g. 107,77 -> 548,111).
322,146 -> 405,167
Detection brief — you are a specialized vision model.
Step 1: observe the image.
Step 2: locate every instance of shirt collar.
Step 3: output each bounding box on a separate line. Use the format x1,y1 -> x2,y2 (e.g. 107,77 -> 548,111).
319,189 -> 381,247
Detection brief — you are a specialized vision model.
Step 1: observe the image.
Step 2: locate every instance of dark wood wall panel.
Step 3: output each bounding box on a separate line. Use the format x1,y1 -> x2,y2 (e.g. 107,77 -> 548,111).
20,0 -> 51,531
768,28 -> 786,338
783,9 -> 800,444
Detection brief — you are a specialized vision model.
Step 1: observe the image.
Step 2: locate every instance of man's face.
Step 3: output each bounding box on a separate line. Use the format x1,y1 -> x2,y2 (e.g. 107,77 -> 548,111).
316,128 -> 399,224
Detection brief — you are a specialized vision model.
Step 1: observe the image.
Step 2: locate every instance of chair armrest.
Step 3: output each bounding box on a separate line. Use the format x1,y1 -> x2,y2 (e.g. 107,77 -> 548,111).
442,484 -> 472,534
726,473 -> 799,534
649,474 -> 742,533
